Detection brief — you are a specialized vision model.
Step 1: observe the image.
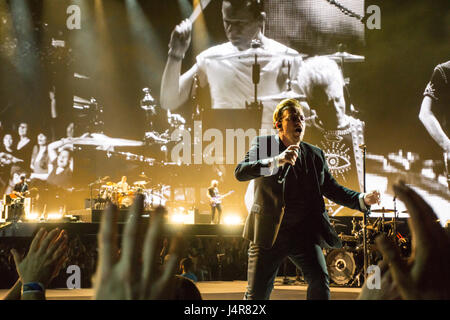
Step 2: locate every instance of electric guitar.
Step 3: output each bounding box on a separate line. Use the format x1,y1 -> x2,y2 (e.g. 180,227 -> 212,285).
210,190 -> 234,207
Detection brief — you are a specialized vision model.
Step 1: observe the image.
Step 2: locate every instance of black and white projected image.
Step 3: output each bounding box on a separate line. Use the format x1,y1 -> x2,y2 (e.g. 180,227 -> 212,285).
0,0 -> 448,223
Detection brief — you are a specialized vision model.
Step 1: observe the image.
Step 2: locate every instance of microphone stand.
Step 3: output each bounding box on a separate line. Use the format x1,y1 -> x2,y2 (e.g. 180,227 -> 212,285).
361,144 -> 369,277
393,196 -> 397,241
245,40 -> 263,112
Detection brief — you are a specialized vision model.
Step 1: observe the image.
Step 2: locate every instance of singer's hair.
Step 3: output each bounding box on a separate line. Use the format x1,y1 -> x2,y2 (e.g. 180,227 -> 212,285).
297,56 -> 345,101
273,98 -> 305,129
222,0 -> 265,20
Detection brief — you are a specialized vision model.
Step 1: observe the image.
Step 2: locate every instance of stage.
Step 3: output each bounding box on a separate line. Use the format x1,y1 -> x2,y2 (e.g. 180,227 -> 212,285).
0,280 -> 361,300
0,221 -> 245,237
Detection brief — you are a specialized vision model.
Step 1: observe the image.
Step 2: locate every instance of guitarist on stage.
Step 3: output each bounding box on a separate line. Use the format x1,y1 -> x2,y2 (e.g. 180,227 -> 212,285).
13,174 -> 28,196
207,180 -> 234,224
9,174 -> 29,221
207,180 -> 222,224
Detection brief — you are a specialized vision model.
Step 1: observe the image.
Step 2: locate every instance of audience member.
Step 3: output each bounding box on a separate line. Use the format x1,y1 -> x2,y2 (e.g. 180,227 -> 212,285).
2,228 -> 68,300
93,195 -> 182,299
173,275 -> 202,300
179,257 -> 198,283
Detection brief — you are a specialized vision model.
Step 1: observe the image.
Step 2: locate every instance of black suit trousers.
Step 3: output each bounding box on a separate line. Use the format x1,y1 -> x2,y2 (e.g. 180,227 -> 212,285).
244,223 -> 330,300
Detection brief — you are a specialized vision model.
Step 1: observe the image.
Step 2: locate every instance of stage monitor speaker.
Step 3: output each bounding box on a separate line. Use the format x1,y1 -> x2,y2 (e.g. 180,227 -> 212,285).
195,209 -> 211,224
68,208 -> 92,222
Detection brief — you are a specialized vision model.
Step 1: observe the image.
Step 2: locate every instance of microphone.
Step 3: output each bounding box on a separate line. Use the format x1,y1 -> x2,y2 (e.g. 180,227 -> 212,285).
277,162 -> 293,184
277,139 -> 301,184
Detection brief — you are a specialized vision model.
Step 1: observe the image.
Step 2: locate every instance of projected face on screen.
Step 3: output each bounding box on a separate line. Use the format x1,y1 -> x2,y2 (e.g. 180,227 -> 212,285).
310,82 -> 346,130
3,134 -> 13,151
57,150 -> 71,170
222,1 -> 263,50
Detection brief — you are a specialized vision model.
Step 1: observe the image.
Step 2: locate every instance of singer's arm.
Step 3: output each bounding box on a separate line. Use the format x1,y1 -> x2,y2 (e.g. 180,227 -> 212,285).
235,136 -> 279,181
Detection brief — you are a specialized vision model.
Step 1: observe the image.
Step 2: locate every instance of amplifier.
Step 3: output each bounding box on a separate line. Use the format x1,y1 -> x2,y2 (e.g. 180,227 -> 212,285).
195,209 -> 211,224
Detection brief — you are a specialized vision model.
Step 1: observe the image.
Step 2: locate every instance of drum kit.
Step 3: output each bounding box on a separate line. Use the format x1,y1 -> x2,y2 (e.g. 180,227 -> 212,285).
93,180 -> 168,210
325,208 -> 410,286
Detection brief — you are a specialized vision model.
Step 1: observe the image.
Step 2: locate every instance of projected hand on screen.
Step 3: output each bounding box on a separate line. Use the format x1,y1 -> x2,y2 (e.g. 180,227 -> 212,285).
169,19 -> 192,59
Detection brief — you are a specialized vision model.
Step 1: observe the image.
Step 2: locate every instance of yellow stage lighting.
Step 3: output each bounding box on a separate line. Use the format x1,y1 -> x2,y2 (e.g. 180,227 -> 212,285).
47,212 -> 63,221
223,214 -> 242,225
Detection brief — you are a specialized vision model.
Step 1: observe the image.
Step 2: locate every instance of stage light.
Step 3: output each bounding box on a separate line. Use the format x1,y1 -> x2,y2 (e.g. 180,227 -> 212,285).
47,212 -> 63,220
9,0 -> 39,80
191,0 -> 212,56
223,214 -> 242,225
125,0 -> 165,84
0,1 -> 16,62
177,0 -> 192,17
25,212 -> 40,221
170,213 -> 186,224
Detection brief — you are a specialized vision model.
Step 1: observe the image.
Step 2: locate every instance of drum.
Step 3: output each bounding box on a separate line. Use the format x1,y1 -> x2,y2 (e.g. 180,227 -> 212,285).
118,191 -> 135,208
326,248 -> 362,285
120,196 -> 134,207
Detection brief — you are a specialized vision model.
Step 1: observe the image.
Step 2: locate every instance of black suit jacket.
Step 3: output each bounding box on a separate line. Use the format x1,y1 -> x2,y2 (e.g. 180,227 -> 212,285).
235,135 -> 365,249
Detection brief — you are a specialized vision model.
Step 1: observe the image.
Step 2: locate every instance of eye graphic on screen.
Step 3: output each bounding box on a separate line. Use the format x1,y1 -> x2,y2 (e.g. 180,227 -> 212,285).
326,153 -> 351,172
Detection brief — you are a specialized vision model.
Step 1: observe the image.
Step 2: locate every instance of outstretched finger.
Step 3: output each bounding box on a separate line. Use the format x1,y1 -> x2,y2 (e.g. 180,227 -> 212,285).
141,206 -> 165,295
51,251 -> 69,282
98,202 -> 118,271
120,194 -> 144,271
37,228 -> 61,256
29,228 -> 46,253
393,182 -> 440,245
152,253 -> 179,300
47,230 -> 67,258
51,234 -> 68,264
376,234 -> 415,299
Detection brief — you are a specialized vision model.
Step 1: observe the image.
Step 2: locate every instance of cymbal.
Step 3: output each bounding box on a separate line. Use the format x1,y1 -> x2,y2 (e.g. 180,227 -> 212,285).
72,133 -> 144,147
139,173 -> 149,179
370,208 -> 396,213
332,223 -> 347,228
325,51 -> 365,63
259,90 -> 306,102
106,182 -> 116,186
383,220 -> 406,225
134,181 -> 148,185
339,234 -> 357,242
206,47 -> 305,62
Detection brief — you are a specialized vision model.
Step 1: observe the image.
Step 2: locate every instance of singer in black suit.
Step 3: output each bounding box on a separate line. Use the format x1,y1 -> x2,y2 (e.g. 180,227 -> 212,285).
235,98 -> 380,299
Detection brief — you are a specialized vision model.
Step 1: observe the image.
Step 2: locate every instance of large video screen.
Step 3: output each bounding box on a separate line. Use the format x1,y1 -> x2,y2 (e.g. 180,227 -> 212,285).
0,0 -> 448,224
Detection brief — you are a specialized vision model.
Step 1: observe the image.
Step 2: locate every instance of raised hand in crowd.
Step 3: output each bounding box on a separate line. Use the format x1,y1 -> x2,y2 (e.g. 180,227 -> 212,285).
3,228 -> 69,300
93,194 -> 180,300
359,181 -> 450,300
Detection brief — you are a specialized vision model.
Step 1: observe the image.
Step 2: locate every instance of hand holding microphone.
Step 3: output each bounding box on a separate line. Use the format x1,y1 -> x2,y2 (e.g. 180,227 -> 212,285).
276,145 -> 300,184
277,145 -> 300,166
